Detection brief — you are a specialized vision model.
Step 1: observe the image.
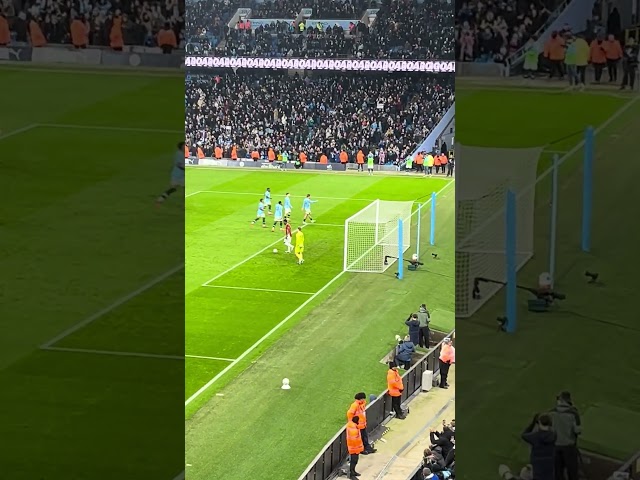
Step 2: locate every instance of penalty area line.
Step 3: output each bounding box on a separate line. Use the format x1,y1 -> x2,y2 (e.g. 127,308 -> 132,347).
202,284 -> 316,295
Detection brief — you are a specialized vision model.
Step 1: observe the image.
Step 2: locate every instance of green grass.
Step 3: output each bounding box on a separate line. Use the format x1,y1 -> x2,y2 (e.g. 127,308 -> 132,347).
185,169 -> 455,479
455,86 -> 640,479
0,67 -> 184,479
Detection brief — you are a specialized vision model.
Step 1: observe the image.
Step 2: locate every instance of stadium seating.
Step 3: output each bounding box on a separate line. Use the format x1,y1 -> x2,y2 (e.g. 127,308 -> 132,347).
3,0 -> 184,47
186,0 -> 453,59
185,71 -> 454,163
455,0 -> 562,62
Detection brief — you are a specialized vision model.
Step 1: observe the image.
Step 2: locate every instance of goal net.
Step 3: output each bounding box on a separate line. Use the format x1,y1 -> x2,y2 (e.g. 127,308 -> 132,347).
344,200 -> 414,273
455,144 -> 542,318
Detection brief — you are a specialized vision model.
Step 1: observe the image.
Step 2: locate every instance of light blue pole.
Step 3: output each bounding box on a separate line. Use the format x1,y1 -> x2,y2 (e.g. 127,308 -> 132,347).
582,126 -> 594,252
397,218 -> 404,280
550,154 -> 559,288
416,203 -> 422,259
430,192 -> 436,245
506,189 -> 517,333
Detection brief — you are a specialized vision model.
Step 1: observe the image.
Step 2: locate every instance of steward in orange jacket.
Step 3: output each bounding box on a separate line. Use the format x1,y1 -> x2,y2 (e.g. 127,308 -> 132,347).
387,362 -> 406,419
438,337 -> 455,389
346,392 -> 376,454
346,417 -> 364,478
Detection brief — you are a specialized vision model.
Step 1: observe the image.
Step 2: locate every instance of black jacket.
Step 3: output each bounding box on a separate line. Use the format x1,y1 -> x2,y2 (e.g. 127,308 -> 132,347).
623,45 -> 639,68
522,417 -> 557,480
430,430 -> 453,458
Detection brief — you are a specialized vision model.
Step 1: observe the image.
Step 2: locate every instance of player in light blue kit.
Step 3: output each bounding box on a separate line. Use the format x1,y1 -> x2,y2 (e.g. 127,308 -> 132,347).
156,141 -> 185,205
251,199 -> 267,227
302,194 -> 318,224
264,188 -> 272,215
271,201 -> 285,232
283,192 -> 293,219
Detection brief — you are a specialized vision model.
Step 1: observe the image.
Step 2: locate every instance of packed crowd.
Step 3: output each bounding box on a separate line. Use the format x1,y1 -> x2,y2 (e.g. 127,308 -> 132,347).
421,419 -> 455,479
0,0 -> 184,48
455,0 -> 560,63
185,71 -> 454,166
187,0 -> 453,59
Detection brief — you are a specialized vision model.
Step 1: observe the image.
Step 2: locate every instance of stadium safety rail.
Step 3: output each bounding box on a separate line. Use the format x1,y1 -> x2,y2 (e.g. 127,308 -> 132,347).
297,330 -> 455,480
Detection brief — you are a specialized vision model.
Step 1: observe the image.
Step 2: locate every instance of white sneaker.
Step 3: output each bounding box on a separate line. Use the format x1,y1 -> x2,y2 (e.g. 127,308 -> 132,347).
498,465 -> 511,479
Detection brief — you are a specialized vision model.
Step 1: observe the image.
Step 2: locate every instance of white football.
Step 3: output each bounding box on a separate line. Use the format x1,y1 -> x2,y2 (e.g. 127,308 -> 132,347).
411,253 -> 418,261
273,248 -> 278,254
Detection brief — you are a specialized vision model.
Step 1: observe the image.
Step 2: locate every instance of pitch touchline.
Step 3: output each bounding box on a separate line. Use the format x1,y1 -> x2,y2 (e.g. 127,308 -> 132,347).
42,346 -> 236,362
185,180 -> 455,407
202,285 -> 316,295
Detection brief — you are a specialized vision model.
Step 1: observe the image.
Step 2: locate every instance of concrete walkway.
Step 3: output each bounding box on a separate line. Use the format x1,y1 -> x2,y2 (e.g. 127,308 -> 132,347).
348,367 -> 455,480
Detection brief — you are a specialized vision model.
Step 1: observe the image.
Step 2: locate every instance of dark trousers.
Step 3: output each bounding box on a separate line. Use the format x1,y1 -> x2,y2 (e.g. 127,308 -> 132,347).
593,63 -> 605,82
622,66 -> 637,89
349,453 -> 359,475
361,428 -> 372,451
427,166 -> 433,175
607,59 -> 618,81
419,326 -> 430,348
577,65 -> 586,84
549,59 -> 564,78
439,359 -> 451,387
446,163 -> 454,176
554,445 -> 579,480
391,395 -> 403,416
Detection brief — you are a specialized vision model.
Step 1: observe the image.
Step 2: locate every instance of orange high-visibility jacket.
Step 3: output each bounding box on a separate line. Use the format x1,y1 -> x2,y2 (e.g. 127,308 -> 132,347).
214,146 -> 223,159
197,147 -> 205,159
387,368 -> 403,397
347,400 -> 367,429
439,344 -> 455,364
346,421 -> 364,454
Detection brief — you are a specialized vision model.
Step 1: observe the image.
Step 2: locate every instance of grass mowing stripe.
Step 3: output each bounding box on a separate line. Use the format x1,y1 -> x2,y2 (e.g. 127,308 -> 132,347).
202,285 -> 316,295
38,123 -> 184,134
185,179 -> 455,407
40,263 -> 184,348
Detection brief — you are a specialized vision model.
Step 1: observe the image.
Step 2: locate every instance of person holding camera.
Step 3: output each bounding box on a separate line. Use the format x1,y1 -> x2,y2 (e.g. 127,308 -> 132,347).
521,413 -> 556,480
405,313 -> 421,345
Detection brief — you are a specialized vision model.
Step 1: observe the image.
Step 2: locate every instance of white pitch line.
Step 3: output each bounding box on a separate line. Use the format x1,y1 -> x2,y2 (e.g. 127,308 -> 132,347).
0,123 -> 39,141
202,285 -> 316,295
185,354 -> 236,361
37,123 -> 183,134
40,263 -> 184,348
171,470 -> 185,480
185,191 -> 204,198
42,346 -> 184,361
185,180 -> 455,407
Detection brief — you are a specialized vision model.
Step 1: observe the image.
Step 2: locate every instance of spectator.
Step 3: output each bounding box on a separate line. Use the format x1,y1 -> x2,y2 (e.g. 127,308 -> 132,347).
405,313 -> 420,345
395,335 -> 415,370
429,425 -> 454,459
521,413 -> 556,480
185,72 -> 454,164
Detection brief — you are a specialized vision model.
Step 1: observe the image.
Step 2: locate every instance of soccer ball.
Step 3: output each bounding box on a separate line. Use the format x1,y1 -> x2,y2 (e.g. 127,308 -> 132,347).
411,253 -> 418,262
273,248 -> 278,254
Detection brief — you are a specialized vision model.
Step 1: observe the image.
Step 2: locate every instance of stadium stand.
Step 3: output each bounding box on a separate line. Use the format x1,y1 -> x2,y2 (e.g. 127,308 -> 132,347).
1,0 -> 185,47
455,0 -> 560,62
185,0 -> 453,59
184,71 -> 454,164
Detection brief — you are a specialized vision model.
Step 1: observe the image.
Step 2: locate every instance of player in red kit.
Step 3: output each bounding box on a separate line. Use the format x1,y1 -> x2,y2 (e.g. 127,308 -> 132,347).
283,219 -> 293,253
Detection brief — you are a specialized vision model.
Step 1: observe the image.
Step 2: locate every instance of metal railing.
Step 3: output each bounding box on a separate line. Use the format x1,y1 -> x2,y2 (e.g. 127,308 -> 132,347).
297,330 -> 455,480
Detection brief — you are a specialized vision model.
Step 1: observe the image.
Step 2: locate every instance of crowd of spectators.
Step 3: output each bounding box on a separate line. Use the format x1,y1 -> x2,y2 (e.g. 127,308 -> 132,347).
421,419 -> 455,479
186,0 -> 453,59
0,0 -> 184,47
455,0 -> 561,63
185,71 -> 454,165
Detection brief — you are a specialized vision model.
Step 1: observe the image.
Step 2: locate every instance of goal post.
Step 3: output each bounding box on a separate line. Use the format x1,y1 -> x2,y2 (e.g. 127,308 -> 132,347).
343,200 -> 414,273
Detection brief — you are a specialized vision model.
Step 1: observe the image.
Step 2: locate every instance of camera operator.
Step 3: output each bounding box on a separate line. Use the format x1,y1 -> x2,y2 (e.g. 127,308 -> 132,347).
405,313 -> 421,345
521,413 -> 556,480
417,303 -> 431,348
549,392 -> 581,480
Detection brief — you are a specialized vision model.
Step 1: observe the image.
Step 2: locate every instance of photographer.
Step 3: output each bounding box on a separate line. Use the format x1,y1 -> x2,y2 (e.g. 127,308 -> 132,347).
405,313 -> 421,346
521,413 -> 556,480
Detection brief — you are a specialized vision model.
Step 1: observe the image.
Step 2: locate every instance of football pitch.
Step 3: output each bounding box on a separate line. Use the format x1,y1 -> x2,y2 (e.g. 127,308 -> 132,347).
185,169 -> 456,479
456,83 -> 640,479
0,66 -> 184,479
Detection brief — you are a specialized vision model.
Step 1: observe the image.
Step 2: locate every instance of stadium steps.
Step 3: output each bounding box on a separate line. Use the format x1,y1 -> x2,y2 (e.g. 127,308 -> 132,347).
352,367 -> 455,479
